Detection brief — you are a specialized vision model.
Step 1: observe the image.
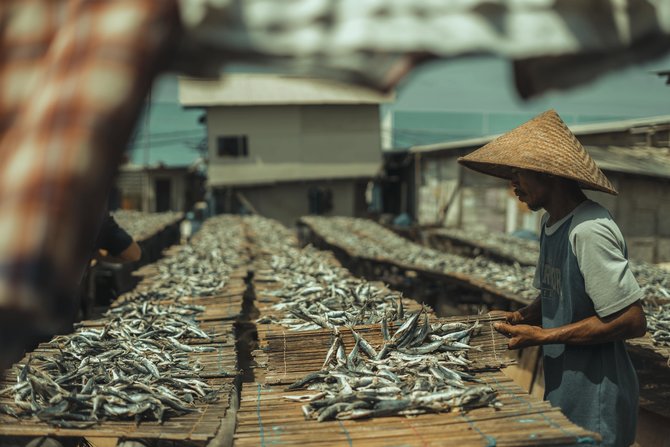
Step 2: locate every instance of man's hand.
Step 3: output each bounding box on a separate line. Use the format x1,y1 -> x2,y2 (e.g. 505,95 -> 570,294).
488,310 -> 524,325
494,322 -> 545,349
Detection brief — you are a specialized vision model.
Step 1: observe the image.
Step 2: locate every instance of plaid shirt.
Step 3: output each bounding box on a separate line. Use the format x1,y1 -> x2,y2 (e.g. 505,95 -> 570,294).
0,0 -> 668,366
0,0 -> 179,350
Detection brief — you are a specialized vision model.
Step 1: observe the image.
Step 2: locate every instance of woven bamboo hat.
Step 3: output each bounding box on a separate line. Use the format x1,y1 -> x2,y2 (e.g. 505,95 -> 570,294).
457,110 -> 617,195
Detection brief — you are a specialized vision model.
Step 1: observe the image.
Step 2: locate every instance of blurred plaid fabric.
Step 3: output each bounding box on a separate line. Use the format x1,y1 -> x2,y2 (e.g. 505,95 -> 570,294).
0,0 -> 179,348
174,0 -> 670,97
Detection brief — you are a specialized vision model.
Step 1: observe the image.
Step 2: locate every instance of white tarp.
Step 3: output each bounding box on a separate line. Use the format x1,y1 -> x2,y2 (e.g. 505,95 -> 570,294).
174,0 -> 670,98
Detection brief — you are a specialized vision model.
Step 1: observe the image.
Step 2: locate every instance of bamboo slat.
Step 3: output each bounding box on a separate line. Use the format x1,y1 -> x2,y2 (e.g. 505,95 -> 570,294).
0,365 -> 238,441
234,371 -> 599,446
255,315 -> 514,386
0,387 -> 234,441
0,290 -> 245,441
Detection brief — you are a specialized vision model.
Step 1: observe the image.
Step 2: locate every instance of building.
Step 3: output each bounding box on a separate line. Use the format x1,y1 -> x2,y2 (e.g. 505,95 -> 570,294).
397,115 -> 670,263
179,74 -> 392,226
115,162 -> 206,213
570,115 -> 670,148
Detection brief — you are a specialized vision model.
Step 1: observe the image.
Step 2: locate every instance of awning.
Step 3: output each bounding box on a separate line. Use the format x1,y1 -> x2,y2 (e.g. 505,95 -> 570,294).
208,162 -> 381,187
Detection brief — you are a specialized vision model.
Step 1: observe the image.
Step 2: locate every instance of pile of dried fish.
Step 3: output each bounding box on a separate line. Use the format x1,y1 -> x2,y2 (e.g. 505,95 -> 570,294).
287,309 -> 498,421
302,216 -> 537,302
428,227 -> 540,266
0,301 -> 224,427
0,215 -> 251,426
634,266 -> 670,347
246,216 -> 406,330
630,262 -> 670,301
632,263 -> 670,347
244,216 -> 498,419
243,214 -> 300,250
426,226 -> 670,303
424,226 -> 670,347
644,301 -> 670,347
112,210 -> 183,242
405,224 -> 670,348
127,216 -> 249,300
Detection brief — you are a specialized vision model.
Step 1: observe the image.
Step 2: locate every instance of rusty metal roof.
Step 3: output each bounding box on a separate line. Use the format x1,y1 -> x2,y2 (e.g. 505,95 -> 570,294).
587,146 -> 670,179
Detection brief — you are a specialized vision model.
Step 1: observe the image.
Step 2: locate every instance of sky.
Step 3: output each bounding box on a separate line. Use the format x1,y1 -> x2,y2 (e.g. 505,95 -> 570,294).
128,76 -> 205,167
129,53 -> 670,165
386,54 -> 670,147
390,55 -> 670,116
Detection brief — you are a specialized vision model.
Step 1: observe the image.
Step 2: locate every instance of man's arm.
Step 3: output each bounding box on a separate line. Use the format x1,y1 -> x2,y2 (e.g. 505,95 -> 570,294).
490,294 -> 542,326
97,240 -> 142,263
96,214 -> 142,264
495,300 -> 646,350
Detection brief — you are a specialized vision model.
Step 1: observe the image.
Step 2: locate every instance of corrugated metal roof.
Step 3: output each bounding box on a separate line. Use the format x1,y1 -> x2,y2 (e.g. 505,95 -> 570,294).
179,74 -> 394,107
208,162 -> 380,186
410,115 -> 670,154
569,115 -> 670,135
410,135 -> 497,154
413,142 -> 670,179
587,146 -> 670,180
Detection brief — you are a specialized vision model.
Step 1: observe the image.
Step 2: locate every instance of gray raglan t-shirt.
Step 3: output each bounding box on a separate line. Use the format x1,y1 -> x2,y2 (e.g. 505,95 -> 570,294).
533,200 -> 643,447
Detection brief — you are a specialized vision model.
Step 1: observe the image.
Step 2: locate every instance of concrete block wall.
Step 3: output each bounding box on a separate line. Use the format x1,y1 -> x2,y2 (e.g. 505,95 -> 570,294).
609,175 -> 670,263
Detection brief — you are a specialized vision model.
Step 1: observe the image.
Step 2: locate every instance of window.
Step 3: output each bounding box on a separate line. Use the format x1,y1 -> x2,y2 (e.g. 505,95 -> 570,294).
308,187 -> 333,215
217,136 -> 248,157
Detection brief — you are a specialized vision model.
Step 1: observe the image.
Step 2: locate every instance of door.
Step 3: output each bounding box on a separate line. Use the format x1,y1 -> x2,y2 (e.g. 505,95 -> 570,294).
155,178 -> 171,212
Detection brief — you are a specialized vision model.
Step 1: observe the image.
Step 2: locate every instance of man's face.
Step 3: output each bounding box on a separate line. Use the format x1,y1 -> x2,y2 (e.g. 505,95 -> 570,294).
510,169 -> 550,211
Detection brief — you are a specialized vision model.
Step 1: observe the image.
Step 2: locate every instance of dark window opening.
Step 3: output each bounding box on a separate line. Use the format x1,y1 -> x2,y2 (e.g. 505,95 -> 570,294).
217,136 -> 248,157
155,178 -> 171,212
308,187 -> 333,215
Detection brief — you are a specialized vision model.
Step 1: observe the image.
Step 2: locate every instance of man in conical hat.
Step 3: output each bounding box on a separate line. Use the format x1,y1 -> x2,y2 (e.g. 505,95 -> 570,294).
458,110 -> 646,447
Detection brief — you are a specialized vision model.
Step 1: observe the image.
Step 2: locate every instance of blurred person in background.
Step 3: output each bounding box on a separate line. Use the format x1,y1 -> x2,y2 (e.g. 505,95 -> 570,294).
180,212 -> 194,244
77,211 -> 141,320
8,211 -> 142,373
75,211 -> 142,322
94,213 -> 142,265
459,110 -> 646,447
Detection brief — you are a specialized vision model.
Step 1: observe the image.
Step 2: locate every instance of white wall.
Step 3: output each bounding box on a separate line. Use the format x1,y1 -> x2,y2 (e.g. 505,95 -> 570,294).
207,104 -> 382,170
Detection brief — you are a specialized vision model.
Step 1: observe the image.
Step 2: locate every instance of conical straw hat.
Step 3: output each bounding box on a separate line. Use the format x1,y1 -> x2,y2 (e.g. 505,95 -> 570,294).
457,110 -> 617,195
